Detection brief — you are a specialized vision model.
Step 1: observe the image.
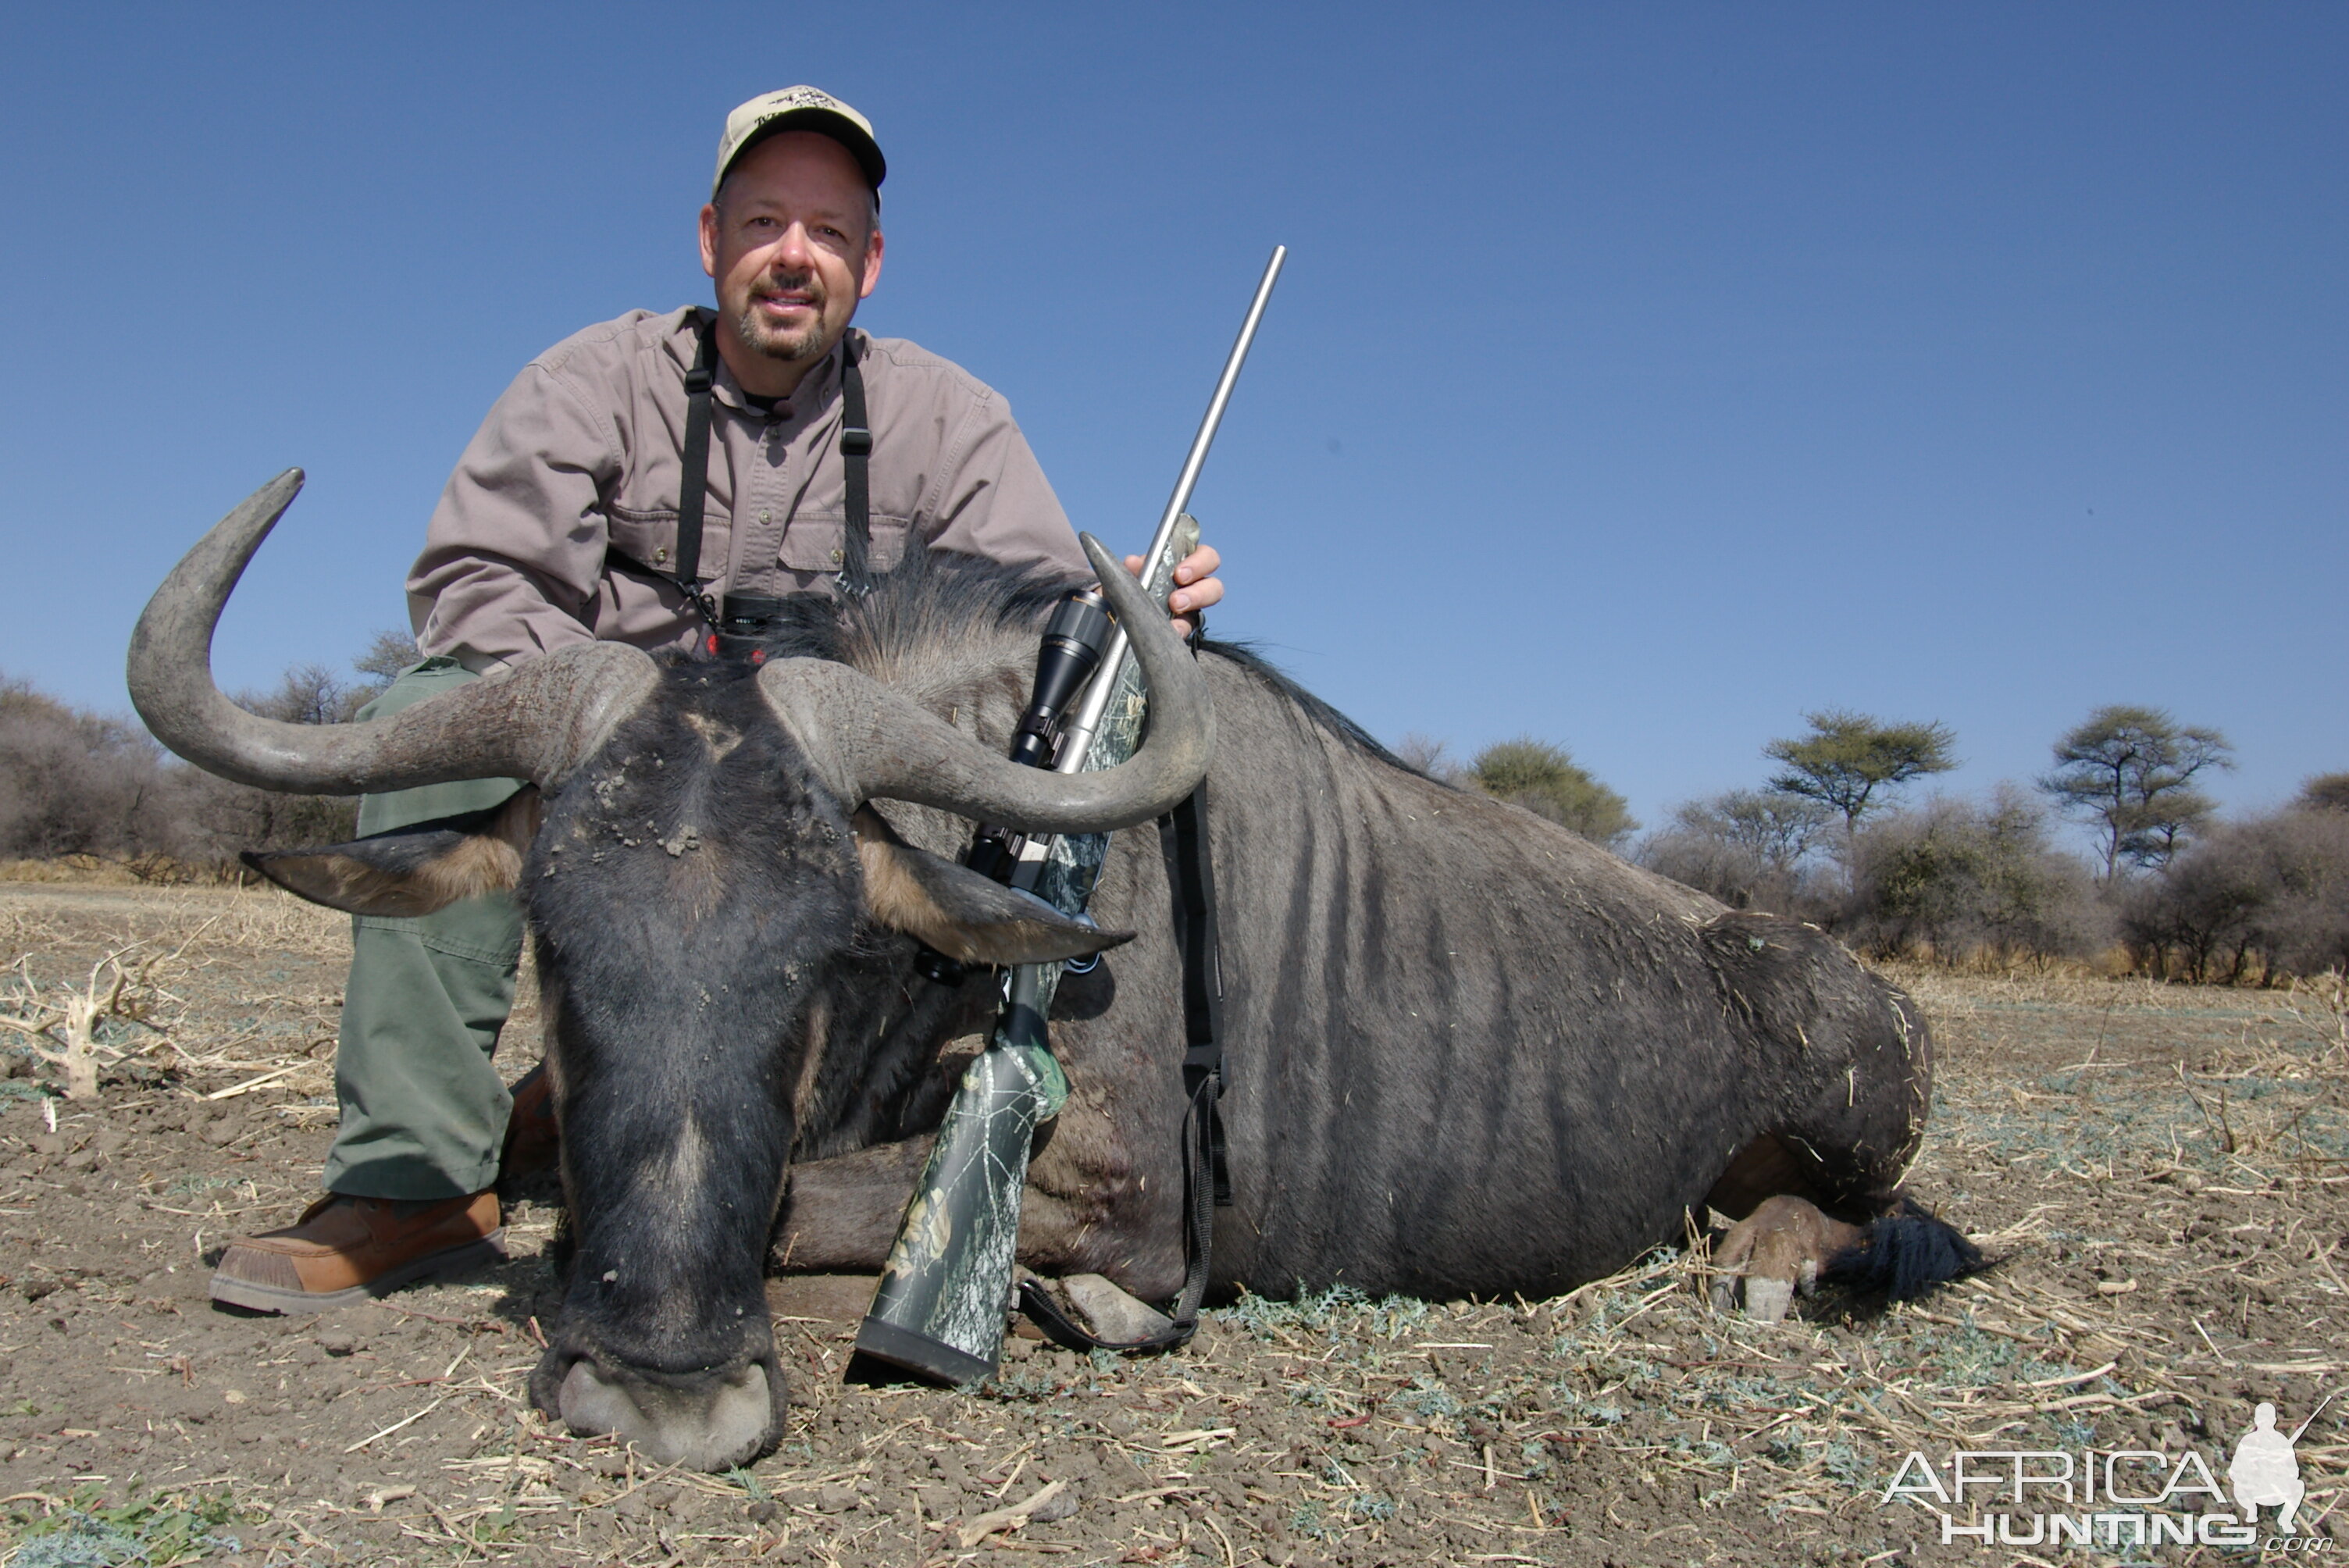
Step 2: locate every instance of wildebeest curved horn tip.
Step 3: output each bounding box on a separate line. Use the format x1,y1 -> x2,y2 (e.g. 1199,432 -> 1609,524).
129,471 -> 656,796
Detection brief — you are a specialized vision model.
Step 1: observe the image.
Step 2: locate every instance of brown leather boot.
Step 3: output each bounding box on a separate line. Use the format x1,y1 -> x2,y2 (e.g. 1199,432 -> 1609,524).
497,1061 -> 560,1185
209,1192 -> 505,1314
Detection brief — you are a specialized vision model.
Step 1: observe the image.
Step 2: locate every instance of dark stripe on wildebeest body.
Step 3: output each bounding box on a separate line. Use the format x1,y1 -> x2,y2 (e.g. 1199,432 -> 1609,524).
1191,689 -> 1696,1297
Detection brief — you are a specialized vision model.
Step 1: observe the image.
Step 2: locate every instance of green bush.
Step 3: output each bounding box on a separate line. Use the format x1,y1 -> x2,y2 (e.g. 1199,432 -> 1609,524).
1467,739 -> 1638,846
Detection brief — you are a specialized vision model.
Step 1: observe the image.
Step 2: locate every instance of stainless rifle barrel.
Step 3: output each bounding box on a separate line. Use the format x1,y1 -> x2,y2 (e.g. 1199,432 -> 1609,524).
1056,244 -> 1285,772
1138,243 -> 1287,588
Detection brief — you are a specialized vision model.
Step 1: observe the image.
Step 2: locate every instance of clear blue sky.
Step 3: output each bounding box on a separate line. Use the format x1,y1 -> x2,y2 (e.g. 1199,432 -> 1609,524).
2,3 -> 2340,842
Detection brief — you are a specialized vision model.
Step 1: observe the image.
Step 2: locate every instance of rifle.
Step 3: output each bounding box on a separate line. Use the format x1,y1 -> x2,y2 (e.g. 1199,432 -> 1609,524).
852,246 -> 1286,1384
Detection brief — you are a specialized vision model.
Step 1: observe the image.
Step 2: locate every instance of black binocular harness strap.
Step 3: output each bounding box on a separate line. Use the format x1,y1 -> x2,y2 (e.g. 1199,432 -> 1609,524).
667,315 -> 720,623
604,315 -> 876,629
836,332 -> 875,597
1017,782 -> 1231,1356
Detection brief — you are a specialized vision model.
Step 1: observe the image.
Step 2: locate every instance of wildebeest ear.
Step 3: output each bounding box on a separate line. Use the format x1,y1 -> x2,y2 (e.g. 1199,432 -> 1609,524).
241,789 -> 541,918
853,807 -> 1134,965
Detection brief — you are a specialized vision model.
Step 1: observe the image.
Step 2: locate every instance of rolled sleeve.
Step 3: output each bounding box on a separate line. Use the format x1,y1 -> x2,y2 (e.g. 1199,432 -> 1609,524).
408,365 -> 618,665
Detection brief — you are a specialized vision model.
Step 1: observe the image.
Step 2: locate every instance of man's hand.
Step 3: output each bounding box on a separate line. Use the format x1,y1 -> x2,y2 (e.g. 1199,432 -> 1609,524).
1125,543 -> 1223,640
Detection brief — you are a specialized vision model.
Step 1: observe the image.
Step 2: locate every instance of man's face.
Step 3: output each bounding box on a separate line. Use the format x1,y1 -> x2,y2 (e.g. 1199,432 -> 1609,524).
699,130 -> 884,395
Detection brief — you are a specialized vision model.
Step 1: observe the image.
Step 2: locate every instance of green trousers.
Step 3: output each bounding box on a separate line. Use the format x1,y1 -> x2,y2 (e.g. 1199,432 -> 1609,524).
323,658 -> 527,1199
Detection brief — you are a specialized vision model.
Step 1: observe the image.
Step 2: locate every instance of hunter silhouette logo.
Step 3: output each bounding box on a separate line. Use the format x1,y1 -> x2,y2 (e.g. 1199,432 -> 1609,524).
2230,1397 -> 2326,1533
1880,1392 -> 2336,1548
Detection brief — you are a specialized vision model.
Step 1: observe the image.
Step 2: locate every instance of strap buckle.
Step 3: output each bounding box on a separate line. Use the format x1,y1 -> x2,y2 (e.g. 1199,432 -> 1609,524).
839,424 -> 872,457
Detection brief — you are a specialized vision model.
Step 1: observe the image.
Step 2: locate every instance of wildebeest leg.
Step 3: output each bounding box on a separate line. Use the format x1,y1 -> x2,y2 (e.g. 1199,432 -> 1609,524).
772,1138 -> 936,1271
1709,1193 -> 1865,1323
1702,1133 -> 1862,1320
1703,1116 -> 1984,1320
771,1090 -> 1164,1293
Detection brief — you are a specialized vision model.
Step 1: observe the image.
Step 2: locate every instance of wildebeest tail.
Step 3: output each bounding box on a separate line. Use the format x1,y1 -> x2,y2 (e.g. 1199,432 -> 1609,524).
1823,1197 -> 1986,1301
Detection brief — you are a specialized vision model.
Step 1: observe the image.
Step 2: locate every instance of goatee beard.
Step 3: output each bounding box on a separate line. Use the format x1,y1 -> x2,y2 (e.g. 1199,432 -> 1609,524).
734,304 -> 829,365
736,272 -> 830,365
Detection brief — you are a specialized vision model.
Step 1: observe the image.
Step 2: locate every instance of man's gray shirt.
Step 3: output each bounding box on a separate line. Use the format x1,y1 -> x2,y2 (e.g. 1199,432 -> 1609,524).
408,307 -> 1087,668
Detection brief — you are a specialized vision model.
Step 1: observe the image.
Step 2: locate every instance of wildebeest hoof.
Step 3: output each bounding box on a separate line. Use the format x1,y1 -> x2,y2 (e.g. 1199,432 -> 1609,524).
1738,1277 -> 1795,1323
1060,1274 -> 1174,1345
1709,1195 -> 1866,1323
1707,1265 -> 1797,1323
551,1356 -> 776,1471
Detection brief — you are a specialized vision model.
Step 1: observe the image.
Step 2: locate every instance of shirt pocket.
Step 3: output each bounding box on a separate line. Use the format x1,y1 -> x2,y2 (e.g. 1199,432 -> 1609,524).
608,505 -> 731,583
776,512 -> 914,575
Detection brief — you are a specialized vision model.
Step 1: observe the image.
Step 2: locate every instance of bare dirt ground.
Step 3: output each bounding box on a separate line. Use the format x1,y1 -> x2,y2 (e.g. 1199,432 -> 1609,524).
0,879 -> 2341,1566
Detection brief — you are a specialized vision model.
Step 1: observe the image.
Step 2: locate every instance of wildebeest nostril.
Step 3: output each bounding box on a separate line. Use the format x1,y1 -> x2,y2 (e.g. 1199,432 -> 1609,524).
557,1356 -> 775,1472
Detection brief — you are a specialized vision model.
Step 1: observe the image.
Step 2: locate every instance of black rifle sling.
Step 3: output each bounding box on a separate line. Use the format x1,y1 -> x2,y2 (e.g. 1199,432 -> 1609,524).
605,319 -> 876,629
1018,782 -> 1228,1356
837,331 -> 875,597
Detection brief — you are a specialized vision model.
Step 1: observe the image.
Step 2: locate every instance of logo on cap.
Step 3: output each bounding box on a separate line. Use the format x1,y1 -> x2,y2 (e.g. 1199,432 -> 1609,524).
715,87 -> 886,198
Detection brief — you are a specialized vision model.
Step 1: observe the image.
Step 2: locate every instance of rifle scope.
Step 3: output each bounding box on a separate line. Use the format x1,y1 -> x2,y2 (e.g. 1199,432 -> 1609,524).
913,584 -> 1112,981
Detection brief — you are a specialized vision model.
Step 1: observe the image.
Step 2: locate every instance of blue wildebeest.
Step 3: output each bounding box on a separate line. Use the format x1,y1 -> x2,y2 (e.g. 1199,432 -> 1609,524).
131,474 -> 1975,1470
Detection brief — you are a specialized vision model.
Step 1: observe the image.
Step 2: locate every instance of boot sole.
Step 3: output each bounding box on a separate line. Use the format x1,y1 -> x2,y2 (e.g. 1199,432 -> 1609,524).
209,1229 -> 509,1316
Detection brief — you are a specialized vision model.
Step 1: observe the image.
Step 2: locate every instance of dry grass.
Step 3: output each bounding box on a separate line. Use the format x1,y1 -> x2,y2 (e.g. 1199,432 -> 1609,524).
0,885 -> 539,1121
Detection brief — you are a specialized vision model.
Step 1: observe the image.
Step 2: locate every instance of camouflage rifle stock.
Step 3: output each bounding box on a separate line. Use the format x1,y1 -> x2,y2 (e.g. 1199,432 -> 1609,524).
853,246 -> 1284,1385
851,524 -> 1196,1384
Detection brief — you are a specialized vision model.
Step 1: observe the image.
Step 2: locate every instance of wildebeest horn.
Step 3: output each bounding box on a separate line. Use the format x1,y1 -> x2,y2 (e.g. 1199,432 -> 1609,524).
758,533 -> 1214,832
127,470 -> 658,794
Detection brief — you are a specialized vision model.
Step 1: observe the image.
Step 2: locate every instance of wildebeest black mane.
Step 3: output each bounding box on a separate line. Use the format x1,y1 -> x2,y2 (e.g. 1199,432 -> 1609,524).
1203,641 -> 1420,775
729,546 -> 1420,777
736,546 -> 1082,667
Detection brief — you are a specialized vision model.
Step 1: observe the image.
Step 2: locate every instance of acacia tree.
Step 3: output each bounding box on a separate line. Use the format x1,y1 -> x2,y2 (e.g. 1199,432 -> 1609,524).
1763,710 -> 1958,829
351,628 -> 422,689
181,634 -> 417,853
0,677 -> 172,860
0,631 -> 415,871
2123,807 -> 2349,982
2038,704 -> 2232,878
1842,786 -> 2105,962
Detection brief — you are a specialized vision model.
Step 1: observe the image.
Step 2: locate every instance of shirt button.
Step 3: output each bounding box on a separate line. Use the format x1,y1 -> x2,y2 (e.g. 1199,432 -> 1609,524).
760,510 -> 771,523
653,547 -> 668,564
829,547 -> 843,565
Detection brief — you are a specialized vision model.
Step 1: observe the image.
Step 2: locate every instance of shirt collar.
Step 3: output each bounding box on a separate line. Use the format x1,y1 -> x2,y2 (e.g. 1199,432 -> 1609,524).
682,312 -> 849,423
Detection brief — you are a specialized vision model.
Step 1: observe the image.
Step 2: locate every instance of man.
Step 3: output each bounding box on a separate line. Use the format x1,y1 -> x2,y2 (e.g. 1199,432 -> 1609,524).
210,87 -> 1224,1313
2230,1402 -> 2306,1533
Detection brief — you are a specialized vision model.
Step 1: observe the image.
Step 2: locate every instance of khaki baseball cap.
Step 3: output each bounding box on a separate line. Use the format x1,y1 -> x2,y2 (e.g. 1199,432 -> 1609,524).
713,87 -> 886,199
